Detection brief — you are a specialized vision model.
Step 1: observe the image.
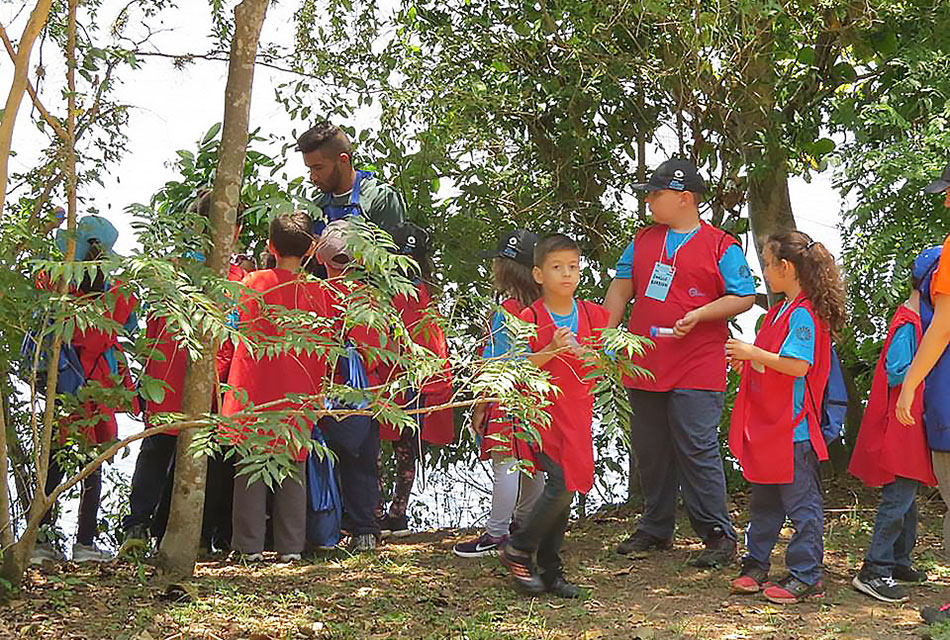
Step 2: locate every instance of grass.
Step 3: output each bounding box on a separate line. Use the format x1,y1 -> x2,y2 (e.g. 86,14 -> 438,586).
3,480 -> 949,639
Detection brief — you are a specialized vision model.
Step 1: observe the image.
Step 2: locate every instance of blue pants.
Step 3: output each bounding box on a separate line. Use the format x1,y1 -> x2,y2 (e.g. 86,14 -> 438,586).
628,389 -> 736,541
864,476 -> 919,577
744,441 -> 823,586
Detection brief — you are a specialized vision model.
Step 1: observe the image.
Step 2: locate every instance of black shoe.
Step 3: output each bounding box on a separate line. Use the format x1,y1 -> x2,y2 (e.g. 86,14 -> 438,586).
117,524 -> 150,557
379,514 -> 410,539
690,526 -> 736,568
921,604 -> 950,625
616,530 -> 673,558
852,567 -> 908,603
499,547 -> 545,594
892,564 -> 927,583
544,574 -> 583,599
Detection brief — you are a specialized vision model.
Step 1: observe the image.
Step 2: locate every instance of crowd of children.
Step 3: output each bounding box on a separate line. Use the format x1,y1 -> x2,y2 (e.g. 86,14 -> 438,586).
26,120 -> 950,611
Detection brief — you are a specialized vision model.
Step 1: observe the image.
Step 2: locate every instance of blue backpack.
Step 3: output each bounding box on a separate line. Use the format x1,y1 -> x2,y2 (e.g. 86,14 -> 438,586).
19,324 -> 86,396
807,344 -> 849,444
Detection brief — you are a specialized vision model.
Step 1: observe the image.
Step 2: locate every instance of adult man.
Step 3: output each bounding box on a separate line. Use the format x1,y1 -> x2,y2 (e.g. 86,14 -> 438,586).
603,159 -> 756,567
296,121 -> 404,235
897,163 -> 950,559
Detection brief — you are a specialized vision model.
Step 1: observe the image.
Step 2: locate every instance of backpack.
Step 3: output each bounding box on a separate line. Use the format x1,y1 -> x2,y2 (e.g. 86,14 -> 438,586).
807,343 -> 849,444
19,324 -> 86,396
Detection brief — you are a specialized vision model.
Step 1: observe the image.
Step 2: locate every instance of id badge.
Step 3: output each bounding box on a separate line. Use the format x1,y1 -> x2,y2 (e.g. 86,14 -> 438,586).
645,262 -> 675,302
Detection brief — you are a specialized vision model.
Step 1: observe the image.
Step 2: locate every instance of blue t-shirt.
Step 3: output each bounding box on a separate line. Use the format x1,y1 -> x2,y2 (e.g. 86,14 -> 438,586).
776,303 -> 816,442
615,229 -> 756,296
885,322 -> 917,387
482,310 -> 512,359
548,300 -> 579,335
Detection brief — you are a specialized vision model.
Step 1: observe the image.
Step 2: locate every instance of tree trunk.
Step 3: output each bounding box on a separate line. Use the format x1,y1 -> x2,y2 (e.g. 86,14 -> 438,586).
0,0 -> 55,214
746,158 -> 797,276
156,0 -> 270,578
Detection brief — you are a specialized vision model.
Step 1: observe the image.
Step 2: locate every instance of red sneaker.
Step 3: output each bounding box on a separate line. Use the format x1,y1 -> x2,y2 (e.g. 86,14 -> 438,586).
763,575 -> 824,604
731,560 -> 770,594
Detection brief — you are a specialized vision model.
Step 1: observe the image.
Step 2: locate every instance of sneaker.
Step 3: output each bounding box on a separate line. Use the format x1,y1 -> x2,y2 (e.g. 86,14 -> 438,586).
690,526 -> 737,568
29,542 -> 65,565
892,565 -> 927,584
348,533 -> 377,553
543,573 -> 583,599
763,575 -> 825,604
730,559 -> 771,594
615,530 -> 673,558
72,543 -> 113,564
453,532 -> 507,558
921,603 -> 950,625
234,551 -> 264,563
278,553 -> 302,563
117,524 -> 150,557
379,514 -> 410,539
499,547 -> 545,594
852,568 -> 909,603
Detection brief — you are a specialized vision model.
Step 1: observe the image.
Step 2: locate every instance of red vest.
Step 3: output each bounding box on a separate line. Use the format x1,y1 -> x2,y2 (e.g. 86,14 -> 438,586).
627,223 -> 737,392
222,269 -> 329,461
481,298 -> 533,461
849,306 -> 936,487
522,298 -> 610,493
379,282 -> 454,445
143,263 -> 245,433
729,294 -> 830,484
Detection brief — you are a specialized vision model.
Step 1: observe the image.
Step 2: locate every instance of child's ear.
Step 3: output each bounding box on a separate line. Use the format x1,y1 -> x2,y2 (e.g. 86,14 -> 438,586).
267,239 -> 280,258
532,265 -> 543,286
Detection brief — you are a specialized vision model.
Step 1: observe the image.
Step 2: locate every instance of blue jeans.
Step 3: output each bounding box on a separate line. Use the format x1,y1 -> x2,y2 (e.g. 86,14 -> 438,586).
628,389 -> 736,541
744,441 -> 823,586
864,476 -> 919,576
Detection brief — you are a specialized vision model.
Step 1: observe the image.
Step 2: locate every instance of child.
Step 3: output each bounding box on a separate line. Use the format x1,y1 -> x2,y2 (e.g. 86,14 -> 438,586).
604,159 -> 755,565
314,219 -> 385,552
31,216 -> 138,564
378,223 -> 454,538
726,230 -> 847,604
849,248 -> 939,603
222,211 -> 328,562
499,234 -> 610,598
120,192 -> 246,555
453,229 -> 545,557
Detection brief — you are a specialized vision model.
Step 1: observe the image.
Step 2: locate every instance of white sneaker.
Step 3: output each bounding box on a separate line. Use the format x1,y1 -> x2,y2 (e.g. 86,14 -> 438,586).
30,542 -> 66,565
239,552 -> 264,563
72,543 -> 113,563
278,553 -> 301,562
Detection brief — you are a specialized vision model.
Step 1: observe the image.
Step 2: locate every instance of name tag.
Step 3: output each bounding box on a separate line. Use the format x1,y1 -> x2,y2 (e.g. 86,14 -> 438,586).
645,262 -> 675,302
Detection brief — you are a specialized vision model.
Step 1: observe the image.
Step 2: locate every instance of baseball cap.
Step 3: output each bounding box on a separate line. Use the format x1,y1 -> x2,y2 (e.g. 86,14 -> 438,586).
479,229 -> 539,267
391,223 -> 429,257
55,215 -> 119,261
315,219 -> 354,269
924,163 -> 950,194
912,245 -> 943,285
632,158 -> 707,194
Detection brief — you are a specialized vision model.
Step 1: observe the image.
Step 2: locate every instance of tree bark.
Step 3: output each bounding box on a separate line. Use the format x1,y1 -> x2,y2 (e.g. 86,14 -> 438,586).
0,0 -> 55,214
156,0 -> 270,578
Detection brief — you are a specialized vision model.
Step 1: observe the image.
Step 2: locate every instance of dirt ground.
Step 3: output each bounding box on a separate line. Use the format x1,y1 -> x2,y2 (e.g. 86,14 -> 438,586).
2,482 -> 950,640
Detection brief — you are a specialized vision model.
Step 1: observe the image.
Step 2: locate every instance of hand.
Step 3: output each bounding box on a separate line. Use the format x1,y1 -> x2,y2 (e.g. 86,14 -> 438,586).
725,338 -> 757,362
471,402 -> 488,437
895,385 -> 916,426
673,308 -> 703,338
549,327 -> 574,354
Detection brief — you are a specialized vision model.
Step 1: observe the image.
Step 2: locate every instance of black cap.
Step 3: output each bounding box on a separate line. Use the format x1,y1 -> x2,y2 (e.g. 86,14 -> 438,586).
924,163 -> 950,194
479,229 -> 538,267
632,158 -> 707,194
391,222 -> 429,257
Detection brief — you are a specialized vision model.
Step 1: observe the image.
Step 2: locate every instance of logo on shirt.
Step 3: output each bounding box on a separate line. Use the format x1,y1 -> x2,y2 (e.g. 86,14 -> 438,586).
795,325 -> 813,342
739,265 -> 751,278
688,287 -> 707,298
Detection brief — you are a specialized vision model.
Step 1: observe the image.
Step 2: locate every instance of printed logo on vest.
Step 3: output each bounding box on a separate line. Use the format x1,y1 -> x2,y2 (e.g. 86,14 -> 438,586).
688,287 -> 706,298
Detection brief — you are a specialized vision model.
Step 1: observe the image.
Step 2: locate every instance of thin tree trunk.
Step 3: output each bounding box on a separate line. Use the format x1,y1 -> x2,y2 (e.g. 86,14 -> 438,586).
157,0 -> 270,578
746,158 -> 797,276
0,395 -> 12,550
0,0 -> 55,214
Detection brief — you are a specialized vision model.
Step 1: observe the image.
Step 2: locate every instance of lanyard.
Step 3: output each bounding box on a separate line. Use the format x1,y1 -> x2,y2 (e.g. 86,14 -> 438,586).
659,224 -> 701,270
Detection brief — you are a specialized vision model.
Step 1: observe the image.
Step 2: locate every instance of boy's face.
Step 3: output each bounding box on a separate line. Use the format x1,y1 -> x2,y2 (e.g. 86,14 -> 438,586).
533,249 -> 581,297
645,189 -> 693,224
302,147 -> 350,194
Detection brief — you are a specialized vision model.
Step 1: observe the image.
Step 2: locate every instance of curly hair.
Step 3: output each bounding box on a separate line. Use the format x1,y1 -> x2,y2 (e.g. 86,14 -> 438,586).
491,257 -> 540,308
764,230 -> 847,337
